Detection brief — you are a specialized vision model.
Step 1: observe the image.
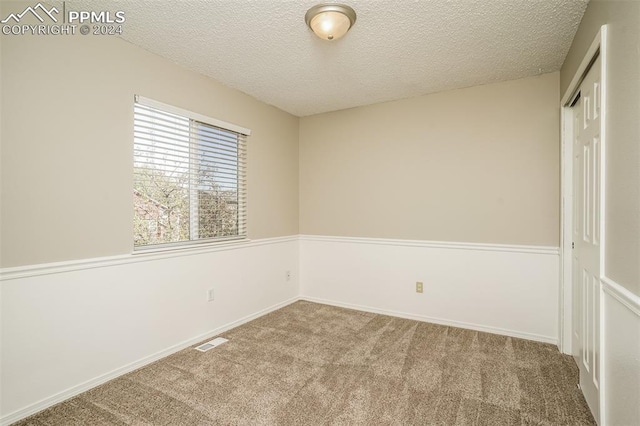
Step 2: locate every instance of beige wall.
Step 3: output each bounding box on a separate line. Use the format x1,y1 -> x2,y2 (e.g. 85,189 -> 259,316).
299,73 -> 560,246
1,31 -> 299,267
561,0 -> 640,296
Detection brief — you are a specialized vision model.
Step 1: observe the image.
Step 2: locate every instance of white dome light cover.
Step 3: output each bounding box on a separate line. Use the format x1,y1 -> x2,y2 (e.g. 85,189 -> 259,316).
305,3 -> 357,41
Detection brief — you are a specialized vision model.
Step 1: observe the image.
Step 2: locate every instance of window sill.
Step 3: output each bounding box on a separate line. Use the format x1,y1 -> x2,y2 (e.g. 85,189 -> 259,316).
132,237 -> 251,256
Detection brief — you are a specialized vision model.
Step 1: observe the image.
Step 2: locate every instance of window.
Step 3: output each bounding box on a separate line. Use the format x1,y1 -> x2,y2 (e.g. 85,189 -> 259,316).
133,96 -> 249,250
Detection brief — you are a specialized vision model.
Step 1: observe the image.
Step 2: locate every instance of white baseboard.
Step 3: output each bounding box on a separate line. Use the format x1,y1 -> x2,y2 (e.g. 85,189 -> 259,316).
300,235 -> 560,346
301,295 -> 557,344
0,296 -> 300,426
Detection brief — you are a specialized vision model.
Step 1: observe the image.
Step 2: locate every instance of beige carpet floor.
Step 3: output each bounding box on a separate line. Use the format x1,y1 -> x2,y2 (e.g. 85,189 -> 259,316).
17,301 -> 595,425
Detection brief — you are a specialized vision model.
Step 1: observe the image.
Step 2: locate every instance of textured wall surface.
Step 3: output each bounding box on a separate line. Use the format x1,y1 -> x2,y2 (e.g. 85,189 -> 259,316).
299,73 -> 560,246
561,0 -> 640,296
0,32 -> 299,267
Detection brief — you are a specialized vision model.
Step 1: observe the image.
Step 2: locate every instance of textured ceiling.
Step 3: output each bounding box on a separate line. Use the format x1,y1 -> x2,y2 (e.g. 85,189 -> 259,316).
69,0 -> 588,116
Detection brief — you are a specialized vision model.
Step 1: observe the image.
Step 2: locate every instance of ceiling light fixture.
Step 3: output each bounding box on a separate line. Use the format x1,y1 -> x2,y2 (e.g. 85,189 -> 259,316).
305,3 -> 356,41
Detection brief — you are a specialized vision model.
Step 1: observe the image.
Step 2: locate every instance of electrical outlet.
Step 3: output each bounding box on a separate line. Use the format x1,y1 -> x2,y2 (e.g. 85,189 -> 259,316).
207,289 -> 215,301
286,270 -> 291,281
416,282 -> 423,293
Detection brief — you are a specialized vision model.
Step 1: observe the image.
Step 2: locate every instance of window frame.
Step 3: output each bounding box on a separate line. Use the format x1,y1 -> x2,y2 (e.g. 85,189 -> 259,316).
132,95 -> 251,254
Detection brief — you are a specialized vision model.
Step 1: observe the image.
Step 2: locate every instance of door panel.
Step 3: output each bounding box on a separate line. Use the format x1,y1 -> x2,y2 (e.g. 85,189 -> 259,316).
572,55 -> 601,423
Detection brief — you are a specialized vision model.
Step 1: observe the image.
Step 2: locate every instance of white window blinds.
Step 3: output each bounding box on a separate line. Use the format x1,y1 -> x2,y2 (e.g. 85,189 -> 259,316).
133,96 -> 249,249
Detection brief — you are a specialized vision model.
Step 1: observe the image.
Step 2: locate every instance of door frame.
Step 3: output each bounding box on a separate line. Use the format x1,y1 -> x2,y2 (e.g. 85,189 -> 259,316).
559,24 -> 608,422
